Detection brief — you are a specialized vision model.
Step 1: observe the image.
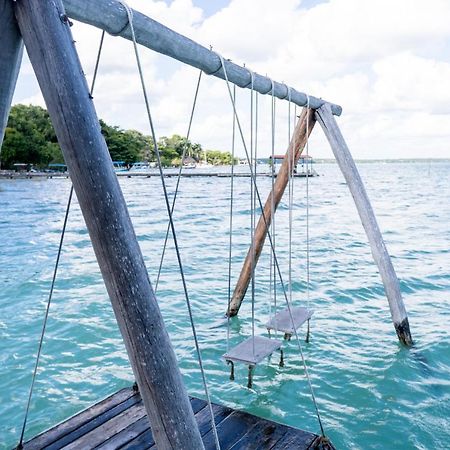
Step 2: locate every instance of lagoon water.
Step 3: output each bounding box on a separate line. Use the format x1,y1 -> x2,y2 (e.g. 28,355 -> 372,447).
0,162 -> 449,449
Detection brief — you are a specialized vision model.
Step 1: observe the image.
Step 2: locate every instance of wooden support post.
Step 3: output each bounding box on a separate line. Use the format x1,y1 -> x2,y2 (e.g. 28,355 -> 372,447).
316,104 -> 413,346
0,0 -> 23,166
13,1 -> 205,448
228,108 -> 316,316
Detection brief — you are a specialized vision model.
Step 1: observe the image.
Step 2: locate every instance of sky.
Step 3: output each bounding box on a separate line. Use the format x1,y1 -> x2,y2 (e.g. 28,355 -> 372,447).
12,0 -> 450,160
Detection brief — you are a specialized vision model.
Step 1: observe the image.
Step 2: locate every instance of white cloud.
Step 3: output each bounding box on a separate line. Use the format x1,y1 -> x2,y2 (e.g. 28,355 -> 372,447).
10,0 -> 450,159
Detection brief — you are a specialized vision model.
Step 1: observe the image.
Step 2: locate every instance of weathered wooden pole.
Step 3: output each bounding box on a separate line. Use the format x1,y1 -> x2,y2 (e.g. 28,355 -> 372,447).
0,0 -> 23,167
61,0 -> 342,115
228,108 -> 316,316
316,104 -> 413,346
13,1 -> 205,448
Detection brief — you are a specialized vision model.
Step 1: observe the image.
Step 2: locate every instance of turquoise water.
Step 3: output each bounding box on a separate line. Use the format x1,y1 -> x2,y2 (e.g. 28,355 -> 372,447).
1,162 -> 449,449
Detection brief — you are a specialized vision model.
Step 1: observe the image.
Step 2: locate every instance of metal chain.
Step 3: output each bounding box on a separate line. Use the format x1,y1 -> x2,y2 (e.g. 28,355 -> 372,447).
17,29 -> 106,449
119,3 -> 220,449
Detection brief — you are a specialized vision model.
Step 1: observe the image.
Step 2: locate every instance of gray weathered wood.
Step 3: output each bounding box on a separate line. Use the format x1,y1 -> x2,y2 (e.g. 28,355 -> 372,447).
13,1 -> 205,449
24,387 -> 327,449
61,0 -> 341,116
266,307 -> 313,336
223,336 -> 282,365
43,395 -> 141,450
316,103 -> 413,346
24,388 -> 136,449
62,401 -> 146,450
228,108 -> 316,316
0,0 -> 23,166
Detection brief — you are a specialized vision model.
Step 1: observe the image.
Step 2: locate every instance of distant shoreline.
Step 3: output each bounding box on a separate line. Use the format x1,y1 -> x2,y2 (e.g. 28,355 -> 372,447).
312,158 -> 450,163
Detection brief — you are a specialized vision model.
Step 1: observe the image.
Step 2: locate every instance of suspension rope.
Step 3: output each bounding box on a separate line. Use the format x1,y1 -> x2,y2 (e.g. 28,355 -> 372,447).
119,4 -> 220,448
16,30 -> 106,449
250,75 -> 257,357
154,69 -> 203,292
17,188 -> 73,449
305,95 -> 311,339
218,54 -> 326,437
226,84 -> 237,353
287,88 -> 293,306
269,79 -> 277,337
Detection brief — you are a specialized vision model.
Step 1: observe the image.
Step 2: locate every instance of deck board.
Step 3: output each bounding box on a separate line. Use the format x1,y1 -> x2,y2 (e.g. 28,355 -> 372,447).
23,386 -> 332,449
24,387 -> 137,450
119,398 -> 208,450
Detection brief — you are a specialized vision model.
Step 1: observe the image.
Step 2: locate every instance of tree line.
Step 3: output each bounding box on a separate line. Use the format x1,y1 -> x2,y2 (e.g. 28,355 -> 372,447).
0,104 -> 236,170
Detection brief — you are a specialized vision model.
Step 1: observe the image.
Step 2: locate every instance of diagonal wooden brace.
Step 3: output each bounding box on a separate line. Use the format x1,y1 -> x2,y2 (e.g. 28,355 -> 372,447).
316,103 -> 413,346
227,107 -> 316,316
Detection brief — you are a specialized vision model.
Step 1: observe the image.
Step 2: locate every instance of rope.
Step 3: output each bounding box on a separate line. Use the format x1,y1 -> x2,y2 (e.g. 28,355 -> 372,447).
270,79 -> 277,337
250,75 -> 257,357
218,54 -> 326,437
287,88 -> 293,307
154,69 -> 203,292
119,3 -> 220,448
226,84 -> 237,353
305,96 -> 311,338
17,188 -> 73,449
16,30 -> 106,449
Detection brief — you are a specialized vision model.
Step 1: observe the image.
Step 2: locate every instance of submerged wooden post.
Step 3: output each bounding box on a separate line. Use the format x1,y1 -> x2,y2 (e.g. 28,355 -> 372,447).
228,108 -> 316,316
316,104 -> 413,346
14,1 -> 205,448
0,0 -> 23,166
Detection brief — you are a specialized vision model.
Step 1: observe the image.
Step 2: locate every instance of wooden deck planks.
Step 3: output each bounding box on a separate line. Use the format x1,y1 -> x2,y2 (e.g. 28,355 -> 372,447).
23,387 -> 328,449
23,387 -> 136,450
62,401 -> 146,450
119,398 -> 209,450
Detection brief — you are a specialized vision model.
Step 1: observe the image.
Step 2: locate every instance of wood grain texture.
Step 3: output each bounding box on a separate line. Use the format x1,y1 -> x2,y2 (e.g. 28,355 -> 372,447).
0,0 -> 23,158
24,388 -> 325,449
61,0 -> 342,116
228,108 -> 316,316
316,103 -> 413,346
120,398 -> 208,450
23,388 -> 135,449
13,1 -> 205,448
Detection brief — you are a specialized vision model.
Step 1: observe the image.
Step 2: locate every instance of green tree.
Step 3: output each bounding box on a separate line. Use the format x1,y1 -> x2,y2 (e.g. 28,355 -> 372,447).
0,104 -> 237,170
1,104 -> 61,169
100,120 -> 151,165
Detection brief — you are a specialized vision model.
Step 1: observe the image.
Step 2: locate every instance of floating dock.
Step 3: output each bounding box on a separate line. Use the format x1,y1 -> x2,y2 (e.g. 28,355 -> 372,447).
23,386 -> 331,449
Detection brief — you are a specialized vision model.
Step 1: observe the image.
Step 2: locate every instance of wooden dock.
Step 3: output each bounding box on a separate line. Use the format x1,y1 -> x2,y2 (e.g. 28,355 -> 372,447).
0,171 -> 317,180
23,386 -> 330,449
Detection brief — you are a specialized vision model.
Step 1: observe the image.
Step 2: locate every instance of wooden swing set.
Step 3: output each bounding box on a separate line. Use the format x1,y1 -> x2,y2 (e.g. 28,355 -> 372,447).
0,0 -> 413,448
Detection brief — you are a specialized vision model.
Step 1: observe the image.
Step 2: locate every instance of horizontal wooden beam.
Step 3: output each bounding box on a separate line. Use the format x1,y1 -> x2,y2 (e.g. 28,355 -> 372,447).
62,0 -> 342,116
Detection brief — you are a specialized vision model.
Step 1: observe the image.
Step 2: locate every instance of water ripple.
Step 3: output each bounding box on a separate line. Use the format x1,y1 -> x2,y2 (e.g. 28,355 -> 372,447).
1,163 -> 449,449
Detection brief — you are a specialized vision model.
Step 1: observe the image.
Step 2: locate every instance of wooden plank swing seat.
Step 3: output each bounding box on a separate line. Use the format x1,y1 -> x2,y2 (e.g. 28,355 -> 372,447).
266,307 -> 313,340
223,336 -> 284,388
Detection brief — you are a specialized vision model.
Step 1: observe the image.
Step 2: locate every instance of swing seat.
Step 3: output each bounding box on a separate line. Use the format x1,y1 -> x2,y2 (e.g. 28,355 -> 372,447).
223,335 -> 282,366
266,306 -> 313,337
